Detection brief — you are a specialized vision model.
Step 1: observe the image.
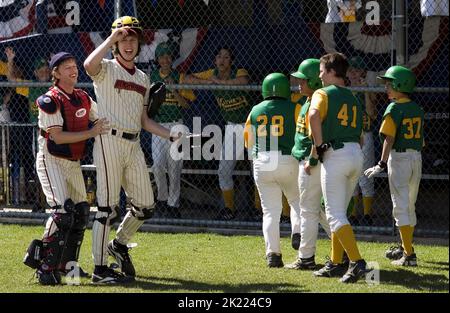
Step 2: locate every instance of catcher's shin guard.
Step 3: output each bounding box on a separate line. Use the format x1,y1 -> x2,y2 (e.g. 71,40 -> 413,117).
23,239 -> 44,269
40,200 -> 75,272
59,202 -> 90,270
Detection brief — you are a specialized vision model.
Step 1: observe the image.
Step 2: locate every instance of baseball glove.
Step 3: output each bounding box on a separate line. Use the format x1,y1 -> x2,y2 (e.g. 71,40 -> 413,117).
146,81 -> 166,118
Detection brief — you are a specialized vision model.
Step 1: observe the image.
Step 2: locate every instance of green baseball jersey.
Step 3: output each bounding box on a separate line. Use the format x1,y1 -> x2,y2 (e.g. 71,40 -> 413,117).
248,99 -> 297,157
321,85 -> 363,145
292,96 -> 312,161
212,68 -> 252,123
150,69 -> 184,123
382,100 -> 424,151
29,87 -> 48,123
354,92 -> 372,132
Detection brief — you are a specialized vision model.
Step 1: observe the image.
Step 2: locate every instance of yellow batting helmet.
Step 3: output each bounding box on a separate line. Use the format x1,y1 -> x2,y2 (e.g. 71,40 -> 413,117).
111,16 -> 143,41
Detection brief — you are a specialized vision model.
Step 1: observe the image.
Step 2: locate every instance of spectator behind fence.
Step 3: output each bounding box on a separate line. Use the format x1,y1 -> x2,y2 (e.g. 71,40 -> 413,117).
4,48 -> 51,211
346,56 -> 377,226
326,0 -> 362,23
3,47 -> 39,208
149,42 -> 196,219
185,46 -> 256,221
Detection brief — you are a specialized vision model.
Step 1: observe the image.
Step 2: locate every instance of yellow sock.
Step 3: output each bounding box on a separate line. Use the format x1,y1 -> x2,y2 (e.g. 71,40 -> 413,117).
222,189 -> 234,211
363,196 -> 373,216
331,232 -> 345,264
282,194 -> 290,217
254,186 -> 262,211
351,196 -> 359,217
335,224 -> 362,262
399,225 -> 414,256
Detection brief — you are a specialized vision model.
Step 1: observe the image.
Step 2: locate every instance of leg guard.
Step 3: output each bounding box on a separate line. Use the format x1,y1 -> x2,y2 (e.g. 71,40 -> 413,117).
23,239 -> 44,269
59,202 -> 90,271
129,204 -> 154,221
116,204 -> 153,245
40,199 -> 75,272
92,205 -> 120,266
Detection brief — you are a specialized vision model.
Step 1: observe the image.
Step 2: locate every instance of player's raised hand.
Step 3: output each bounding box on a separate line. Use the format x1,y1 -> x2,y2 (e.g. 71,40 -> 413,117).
5,47 -> 15,61
109,28 -> 131,44
92,118 -> 111,136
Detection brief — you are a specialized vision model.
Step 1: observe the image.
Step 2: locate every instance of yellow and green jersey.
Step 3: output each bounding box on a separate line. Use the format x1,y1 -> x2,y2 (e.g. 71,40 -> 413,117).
150,69 -> 195,123
354,92 -> 372,132
310,85 -> 363,146
380,98 -> 424,151
192,67 -> 252,123
292,96 -> 314,161
244,99 -> 298,157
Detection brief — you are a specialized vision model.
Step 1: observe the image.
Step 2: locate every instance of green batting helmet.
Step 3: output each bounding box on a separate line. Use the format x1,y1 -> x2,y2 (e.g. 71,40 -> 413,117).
291,58 -> 322,90
262,73 -> 290,100
377,65 -> 416,93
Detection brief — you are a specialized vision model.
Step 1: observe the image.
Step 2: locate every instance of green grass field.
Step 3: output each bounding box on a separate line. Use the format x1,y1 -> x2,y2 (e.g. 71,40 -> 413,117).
0,224 -> 448,293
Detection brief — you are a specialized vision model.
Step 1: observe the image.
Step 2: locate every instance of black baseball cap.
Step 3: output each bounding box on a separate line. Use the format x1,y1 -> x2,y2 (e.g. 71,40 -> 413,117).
49,52 -> 75,69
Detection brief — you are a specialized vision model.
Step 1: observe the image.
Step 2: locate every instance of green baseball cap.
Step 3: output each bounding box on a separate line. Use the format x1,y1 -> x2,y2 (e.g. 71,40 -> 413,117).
34,58 -> 48,70
348,56 -> 365,70
155,42 -> 173,59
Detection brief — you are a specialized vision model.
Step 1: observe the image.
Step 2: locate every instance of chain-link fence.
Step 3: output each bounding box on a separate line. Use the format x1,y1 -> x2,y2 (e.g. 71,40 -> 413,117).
0,0 -> 448,238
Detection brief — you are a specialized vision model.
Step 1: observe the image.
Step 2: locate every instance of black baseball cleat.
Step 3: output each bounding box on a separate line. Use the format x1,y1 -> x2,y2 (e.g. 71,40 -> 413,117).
36,269 -> 62,286
385,245 -> 406,260
266,253 -> 284,268
313,260 -> 346,278
291,233 -> 301,250
340,259 -> 368,283
285,255 -> 316,270
391,252 -> 418,267
342,252 -> 350,268
107,239 -> 136,277
91,268 -> 134,284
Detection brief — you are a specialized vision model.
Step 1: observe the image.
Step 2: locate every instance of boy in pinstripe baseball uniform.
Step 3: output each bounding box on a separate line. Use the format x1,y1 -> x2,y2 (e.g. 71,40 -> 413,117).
365,66 -> 422,266
23,52 -> 110,285
309,53 -> 367,283
150,42 -> 195,218
244,73 -> 300,267
84,16 -> 177,284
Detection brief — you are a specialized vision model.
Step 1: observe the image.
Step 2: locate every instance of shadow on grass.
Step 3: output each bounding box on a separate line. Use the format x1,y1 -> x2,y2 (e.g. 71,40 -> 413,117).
123,275 -> 308,293
379,268 -> 449,292
420,261 -> 449,271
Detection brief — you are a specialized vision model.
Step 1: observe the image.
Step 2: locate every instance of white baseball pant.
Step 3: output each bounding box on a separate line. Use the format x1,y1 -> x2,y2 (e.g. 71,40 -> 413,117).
388,150 -> 422,227
298,160 -> 331,259
92,134 -> 154,266
36,151 -> 87,208
253,152 -> 301,255
218,122 -> 245,190
152,122 -> 183,207
321,143 -> 363,233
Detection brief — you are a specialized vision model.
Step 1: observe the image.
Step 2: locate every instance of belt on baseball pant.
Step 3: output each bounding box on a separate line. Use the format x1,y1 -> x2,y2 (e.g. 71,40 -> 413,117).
393,148 -> 420,153
111,129 -> 139,141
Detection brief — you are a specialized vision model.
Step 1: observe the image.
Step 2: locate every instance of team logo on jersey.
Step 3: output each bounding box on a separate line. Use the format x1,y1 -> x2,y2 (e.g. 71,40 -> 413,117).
75,108 -> 87,118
